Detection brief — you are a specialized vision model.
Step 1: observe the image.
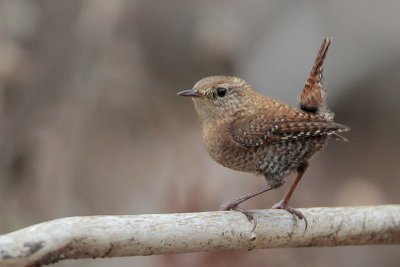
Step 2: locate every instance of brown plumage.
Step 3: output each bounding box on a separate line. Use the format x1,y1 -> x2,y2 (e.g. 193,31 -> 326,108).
300,37 -> 334,120
178,37 -> 349,229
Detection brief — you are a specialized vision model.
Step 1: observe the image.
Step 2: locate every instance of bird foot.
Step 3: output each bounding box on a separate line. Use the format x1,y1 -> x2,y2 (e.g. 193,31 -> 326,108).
272,200 -> 308,230
220,201 -> 257,231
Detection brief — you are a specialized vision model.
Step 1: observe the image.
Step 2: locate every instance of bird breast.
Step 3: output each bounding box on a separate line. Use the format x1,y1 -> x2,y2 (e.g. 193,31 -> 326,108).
201,121 -> 259,173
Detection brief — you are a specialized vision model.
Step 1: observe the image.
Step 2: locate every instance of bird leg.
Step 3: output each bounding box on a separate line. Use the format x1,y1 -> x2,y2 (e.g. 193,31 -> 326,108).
220,185 -> 273,211
220,185 -> 273,230
272,162 -> 309,229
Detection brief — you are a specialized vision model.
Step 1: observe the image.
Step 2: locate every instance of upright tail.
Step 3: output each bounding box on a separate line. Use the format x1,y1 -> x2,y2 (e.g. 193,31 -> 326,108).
299,37 -> 334,121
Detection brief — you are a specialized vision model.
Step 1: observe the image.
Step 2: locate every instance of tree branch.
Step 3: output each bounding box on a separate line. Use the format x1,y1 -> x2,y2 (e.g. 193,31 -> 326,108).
1,205 -> 399,266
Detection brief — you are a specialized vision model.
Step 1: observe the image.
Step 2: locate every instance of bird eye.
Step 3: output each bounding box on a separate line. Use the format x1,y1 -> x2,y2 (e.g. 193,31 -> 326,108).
216,87 -> 227,97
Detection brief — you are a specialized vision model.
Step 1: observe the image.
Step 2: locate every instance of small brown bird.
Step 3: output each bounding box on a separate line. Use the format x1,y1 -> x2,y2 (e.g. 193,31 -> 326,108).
178,37 -> 349,228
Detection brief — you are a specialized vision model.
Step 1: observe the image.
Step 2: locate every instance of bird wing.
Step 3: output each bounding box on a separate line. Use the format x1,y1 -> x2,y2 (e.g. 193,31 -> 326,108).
228,112 -> 349,147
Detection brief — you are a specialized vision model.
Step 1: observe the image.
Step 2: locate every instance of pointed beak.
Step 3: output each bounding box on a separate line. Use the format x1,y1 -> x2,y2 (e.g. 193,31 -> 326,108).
177,89 -> 201,97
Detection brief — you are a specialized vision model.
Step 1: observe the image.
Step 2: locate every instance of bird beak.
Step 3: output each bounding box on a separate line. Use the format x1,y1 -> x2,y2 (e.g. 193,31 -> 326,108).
177,89 -> 201,97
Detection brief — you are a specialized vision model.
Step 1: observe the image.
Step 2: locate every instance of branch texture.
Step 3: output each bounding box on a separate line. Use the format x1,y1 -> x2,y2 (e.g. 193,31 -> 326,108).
1,205 -> 399,266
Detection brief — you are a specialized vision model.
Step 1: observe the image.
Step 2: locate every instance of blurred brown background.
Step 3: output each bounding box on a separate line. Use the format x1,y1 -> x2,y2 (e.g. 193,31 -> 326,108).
1,1 -> 399,266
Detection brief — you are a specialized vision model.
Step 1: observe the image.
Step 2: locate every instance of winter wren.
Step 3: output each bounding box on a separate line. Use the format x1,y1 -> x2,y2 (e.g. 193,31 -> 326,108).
178,37 -> 349,229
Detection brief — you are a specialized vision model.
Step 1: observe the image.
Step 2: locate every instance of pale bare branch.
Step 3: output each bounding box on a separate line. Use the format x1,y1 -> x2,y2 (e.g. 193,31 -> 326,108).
1,205 -> 399,267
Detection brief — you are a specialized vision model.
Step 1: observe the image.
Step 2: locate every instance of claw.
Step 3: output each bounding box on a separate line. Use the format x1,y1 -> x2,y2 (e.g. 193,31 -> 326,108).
272,200 -> 308,231
220,201 -> 257,232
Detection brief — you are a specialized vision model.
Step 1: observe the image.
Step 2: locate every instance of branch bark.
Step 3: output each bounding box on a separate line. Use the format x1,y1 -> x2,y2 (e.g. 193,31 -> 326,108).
1,205 -> 399,267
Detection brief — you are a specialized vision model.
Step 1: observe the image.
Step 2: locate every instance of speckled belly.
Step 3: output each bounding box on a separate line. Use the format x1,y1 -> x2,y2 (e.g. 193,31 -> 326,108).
203,126 -> 328,184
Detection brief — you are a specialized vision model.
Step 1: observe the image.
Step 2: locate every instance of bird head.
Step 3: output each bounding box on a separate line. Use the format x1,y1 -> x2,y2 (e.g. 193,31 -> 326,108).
178,76 -> 254,123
